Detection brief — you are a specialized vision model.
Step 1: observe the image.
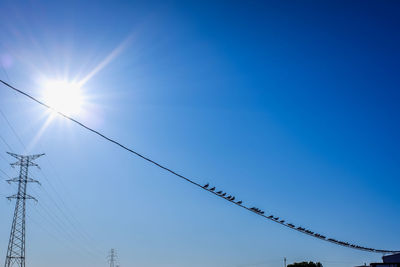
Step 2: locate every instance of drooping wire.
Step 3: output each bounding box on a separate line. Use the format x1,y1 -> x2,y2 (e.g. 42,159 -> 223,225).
0,59 -> 11,85
26,201 -> 101,259
29,126 -> 104,255
34,177 -> 104,256
0,168 -> 11,179
0,109 -> 27,151
26,211 -> 88,258
0,133 -> 13,151
0,150 -> 11,166
0,79 -> 398,254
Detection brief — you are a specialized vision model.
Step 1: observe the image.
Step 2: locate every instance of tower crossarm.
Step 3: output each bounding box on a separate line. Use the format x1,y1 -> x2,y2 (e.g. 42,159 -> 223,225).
10,161 -> 40,168
6,177 -> 41,185
6,152 -> 45,161
6,194 -> 37,202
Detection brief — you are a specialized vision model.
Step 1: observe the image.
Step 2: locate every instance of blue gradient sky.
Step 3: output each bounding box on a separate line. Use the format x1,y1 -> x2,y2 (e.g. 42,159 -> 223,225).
0,1 -> 399,267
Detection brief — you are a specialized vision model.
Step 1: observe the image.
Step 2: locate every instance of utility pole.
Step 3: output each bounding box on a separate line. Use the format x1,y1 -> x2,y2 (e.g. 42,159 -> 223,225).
284,257 -> 287,267
4,152 -> 44,267
108,249 -> 117,267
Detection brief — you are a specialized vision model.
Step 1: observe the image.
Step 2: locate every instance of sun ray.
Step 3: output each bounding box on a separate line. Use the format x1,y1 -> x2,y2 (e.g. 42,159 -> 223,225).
26,114 -> 55,153
78,35 -> 134,87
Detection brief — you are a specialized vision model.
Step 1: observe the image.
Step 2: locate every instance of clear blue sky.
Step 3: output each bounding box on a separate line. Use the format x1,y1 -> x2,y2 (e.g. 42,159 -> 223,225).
0,1 -> 399,267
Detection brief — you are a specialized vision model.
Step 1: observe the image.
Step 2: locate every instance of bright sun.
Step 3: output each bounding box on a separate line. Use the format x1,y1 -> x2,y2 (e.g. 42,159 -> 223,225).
41,80 -> 84,116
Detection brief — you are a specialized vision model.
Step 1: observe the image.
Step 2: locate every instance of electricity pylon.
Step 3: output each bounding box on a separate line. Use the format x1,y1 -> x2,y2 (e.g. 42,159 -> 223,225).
4,152 -> 44,267
108,249 -> 118,267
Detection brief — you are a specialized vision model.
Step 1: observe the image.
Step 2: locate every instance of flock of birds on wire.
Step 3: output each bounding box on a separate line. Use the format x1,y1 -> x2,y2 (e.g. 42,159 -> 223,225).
202,183 -> 397,254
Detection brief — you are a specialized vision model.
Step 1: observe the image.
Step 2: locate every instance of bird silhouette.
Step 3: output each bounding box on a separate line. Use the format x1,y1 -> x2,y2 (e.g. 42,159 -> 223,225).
227,195 -> 232,199
210,187 -> 215,191
216,191 -> 222,194
221,193 -> 226,196
231,197 -> 235,201
203,183 -> 209,188
237,201 -> 242,204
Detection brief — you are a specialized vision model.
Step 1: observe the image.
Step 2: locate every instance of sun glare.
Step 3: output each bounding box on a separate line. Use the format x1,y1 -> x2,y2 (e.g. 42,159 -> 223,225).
41,80 -> 84,116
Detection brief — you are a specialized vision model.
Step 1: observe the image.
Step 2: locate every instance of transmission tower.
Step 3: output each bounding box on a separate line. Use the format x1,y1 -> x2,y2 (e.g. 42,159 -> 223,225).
4,152 -> 44,267
108,249 -> 118,267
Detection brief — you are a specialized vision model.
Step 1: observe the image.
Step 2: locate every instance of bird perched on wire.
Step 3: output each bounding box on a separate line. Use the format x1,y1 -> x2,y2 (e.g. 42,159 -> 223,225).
203,183 -> 209,188
231,196 -> 235,201
254,208 -> 261,213
210,187 -> 215,191
221,193 -> 226,196
237,201 -> 242,205
216,191 -> 222,194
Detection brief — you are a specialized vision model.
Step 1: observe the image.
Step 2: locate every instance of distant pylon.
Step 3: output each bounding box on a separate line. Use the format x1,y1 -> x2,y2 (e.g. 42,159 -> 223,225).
108,249 -> 118,267
4,152 -> 44,267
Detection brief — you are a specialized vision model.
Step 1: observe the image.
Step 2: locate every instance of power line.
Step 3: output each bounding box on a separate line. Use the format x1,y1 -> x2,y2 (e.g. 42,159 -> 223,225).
1,79 -> 398,254
0,151 -> 11,164
33,182 -> 104,257
37,147 -> 103,254
27,198 -> 102,258
0,168 -> 11,179
0,63 -> 27,152
37,165 -> 103,251
26,200 -> 102,260
0,59 -> 12,86
25,211 -> 90,259
0,108 -> 26,151
0,133 -> 13,151
23,166 -> 103,258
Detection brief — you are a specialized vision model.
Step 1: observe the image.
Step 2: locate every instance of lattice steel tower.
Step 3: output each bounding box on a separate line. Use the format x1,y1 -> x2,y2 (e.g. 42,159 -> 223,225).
108,249 -> 118,267
4,152 -> 44,267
